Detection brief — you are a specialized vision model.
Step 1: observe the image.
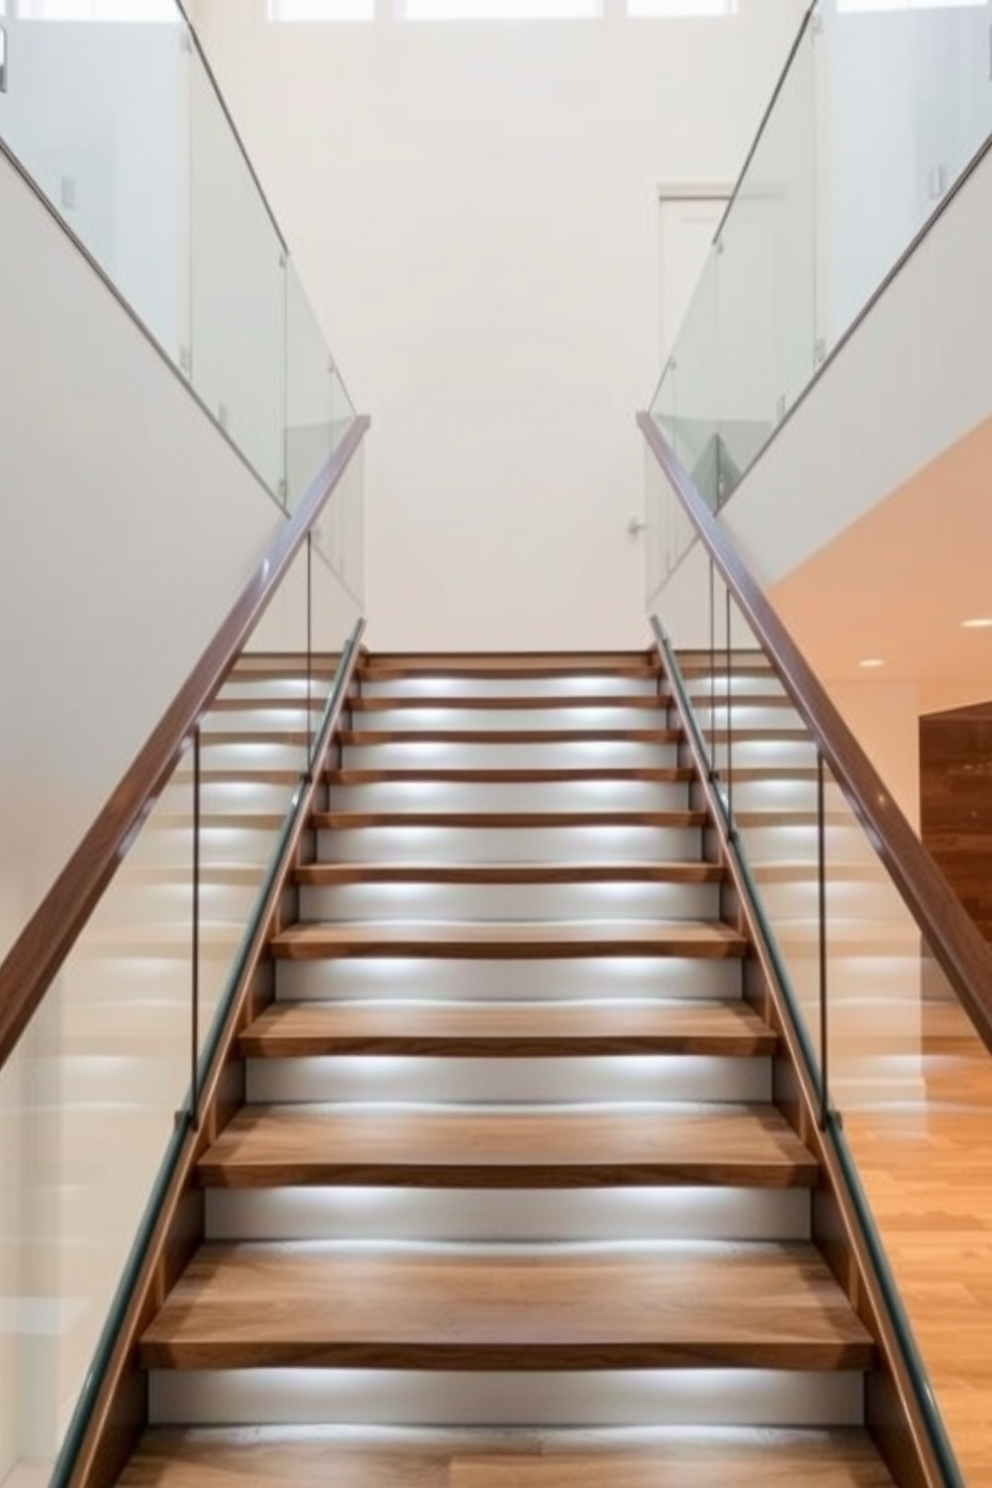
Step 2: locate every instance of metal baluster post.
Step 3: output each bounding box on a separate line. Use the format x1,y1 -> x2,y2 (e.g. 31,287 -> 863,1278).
305,531 -> 314,782
725,587 -> 734,829
190,725 -> 201,1131
817,749 -> 829,1130
708,560 -> 716,779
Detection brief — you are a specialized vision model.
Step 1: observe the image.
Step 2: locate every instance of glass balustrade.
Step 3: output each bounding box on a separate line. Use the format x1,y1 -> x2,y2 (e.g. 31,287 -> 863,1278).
0,535 -> 364,1488
647,505 -> 988,1485
648,0 -> 992,530
0,0 -> 357,507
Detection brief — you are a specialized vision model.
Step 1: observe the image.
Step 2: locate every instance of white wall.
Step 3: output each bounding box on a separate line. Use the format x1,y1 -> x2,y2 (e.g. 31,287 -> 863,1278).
190,0 -> 804,650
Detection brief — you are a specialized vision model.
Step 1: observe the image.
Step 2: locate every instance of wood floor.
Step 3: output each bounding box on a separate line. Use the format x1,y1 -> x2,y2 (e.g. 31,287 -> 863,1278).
845,998 -> 992,1488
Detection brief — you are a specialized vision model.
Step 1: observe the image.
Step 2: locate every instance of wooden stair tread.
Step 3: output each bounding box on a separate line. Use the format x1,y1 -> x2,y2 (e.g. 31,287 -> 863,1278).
139,1242 -> 874,1370
239,998 -> 775,1057
294,861 -> 724,886
327,767 -> 694,784
269,920 -> 748,960
313,810 -> 705,829
338,729 -> 681,745
198,1104 -> 815,1189
117,1426 -> 898,1486
351,695 -> 666,712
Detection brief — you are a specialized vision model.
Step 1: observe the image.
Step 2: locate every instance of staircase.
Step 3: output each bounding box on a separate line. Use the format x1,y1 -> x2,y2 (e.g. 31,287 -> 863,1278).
116,650 -> 898,1486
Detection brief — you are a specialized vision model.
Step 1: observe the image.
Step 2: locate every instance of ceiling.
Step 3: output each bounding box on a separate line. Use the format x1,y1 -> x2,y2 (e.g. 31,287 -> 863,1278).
769,410 -> 992,717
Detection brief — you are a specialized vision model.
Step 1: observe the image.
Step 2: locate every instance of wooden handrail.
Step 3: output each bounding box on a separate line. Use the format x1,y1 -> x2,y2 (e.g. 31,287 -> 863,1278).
637,408 -> 992,1058
0,414 -> 370,1070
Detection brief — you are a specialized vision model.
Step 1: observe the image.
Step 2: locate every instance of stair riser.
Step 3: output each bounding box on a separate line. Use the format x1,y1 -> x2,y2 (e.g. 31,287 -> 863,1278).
359,677 -> 662,699
222,676 -> 321,702
695,708 -> 803,734
275,958 -> 744,1003
351,708 -> 667,733
328,781 -> 690,812
89,883 -> 263,927
148,1367 -> 864,1428
54,949 -> 237,1009
715,780 -> 817,813
317,827 -> 704,866
205,1187 -> 810,1244
129,826 -> 280,869
709,740 -> 816,770
168,781 -> 300,814
298,882 -> 722,925
202,708 -> 320,734
732,824 -> 872,866
245,1054 -> 771,1105
197,742 -> 310,772
753,881 -> 905,924
687,677 -> 786,700
342,742 -> 681,770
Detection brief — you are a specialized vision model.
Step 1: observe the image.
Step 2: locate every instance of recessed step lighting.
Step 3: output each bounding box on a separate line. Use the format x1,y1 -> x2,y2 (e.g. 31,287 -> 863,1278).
960,617 -> 992,629
857,658 -> 885,670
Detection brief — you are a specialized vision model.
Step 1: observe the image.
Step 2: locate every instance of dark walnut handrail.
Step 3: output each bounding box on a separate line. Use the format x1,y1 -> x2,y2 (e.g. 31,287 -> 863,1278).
637,409 -> 992,1058
0,414 -> 370,1069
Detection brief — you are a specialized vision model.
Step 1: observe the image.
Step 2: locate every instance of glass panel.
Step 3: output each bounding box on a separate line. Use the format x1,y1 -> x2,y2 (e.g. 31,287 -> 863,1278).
285,261 -> 334,509
820,765 -> 988,1484
0,767 -> 193,1486
816,0 -> 992,354
0,0 -> 352,507
330,363 -> 358,454
715,20 -> 816,496
0,3 -> 191,364
654,587 -> 978,1476
657,248 -> 720,508
685,589 -> 825,1065
188,45 -> 286,497
0,550 -> 363,1482
313,438 -> 366,604
644,0 -> 992,529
